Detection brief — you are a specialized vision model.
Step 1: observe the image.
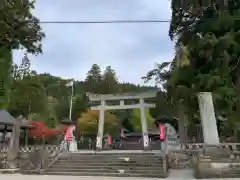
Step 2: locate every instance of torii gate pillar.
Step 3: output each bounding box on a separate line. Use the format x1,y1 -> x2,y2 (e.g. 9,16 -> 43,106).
96,100 -> 105,149
140,98 -> 149,149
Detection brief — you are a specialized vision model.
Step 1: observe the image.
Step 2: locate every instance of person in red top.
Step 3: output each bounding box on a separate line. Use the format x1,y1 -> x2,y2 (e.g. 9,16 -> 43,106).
64,126 -> 71,151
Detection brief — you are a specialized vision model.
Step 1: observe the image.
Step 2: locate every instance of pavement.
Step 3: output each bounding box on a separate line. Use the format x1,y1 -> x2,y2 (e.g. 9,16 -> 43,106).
1,170 -> 240,180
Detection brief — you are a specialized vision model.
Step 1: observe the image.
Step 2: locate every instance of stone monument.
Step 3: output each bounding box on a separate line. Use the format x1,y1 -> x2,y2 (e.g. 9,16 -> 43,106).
194,92 -> 240,178
198,92 -> 219,145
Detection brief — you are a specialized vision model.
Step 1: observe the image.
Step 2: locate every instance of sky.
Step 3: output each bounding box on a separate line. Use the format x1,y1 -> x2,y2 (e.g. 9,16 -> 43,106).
13,0 -> 174,85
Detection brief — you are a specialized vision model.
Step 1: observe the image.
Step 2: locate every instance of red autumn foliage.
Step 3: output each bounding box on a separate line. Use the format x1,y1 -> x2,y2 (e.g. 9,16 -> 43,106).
29,121 -> 58,139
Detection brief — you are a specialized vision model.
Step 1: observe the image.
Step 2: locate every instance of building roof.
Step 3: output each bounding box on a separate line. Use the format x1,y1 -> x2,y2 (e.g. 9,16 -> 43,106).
0,111 -> 34,129
61,119 -> 76,125
0,109 -> 17,125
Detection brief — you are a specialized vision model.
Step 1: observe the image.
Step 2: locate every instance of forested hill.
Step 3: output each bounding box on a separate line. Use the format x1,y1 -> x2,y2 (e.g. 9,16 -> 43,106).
8,60 -> 157,127
39,73 -> 156,100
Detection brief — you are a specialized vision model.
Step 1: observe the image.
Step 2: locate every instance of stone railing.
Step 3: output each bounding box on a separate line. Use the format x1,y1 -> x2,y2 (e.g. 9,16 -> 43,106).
20,145 -> 62,173
168,149 -> 198,169
0,145 -> 62,173
180,143 -> 240,151
168,143 -> 240,169
20,145 -> 61,154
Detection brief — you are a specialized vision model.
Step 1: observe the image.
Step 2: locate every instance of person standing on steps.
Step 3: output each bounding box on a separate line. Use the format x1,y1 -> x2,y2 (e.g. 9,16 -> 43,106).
64,126 -> 71,151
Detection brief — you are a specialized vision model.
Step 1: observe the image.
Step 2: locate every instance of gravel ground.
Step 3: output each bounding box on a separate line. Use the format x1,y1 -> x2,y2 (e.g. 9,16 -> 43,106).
0,170 -> 240,180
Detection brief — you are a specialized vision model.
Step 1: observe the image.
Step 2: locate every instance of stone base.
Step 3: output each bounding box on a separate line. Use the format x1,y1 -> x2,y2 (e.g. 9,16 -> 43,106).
194,152 -> 240,179
0,168 -> 19,173
143,146 -> 151,151
202,146 -> 232,158
69,140 -> 78,152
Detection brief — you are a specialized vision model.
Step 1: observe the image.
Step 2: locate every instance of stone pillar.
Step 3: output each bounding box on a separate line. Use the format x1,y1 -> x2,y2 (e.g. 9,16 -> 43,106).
25,129 -> 28,147
139,98 -> 149,149
96,100 -> 105,149
198,92 -> 219,145
7,122 -> 20,169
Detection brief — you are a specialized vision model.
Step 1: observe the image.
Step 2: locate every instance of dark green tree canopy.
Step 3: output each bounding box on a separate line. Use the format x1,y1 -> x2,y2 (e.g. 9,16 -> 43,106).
0,0 -> 45,54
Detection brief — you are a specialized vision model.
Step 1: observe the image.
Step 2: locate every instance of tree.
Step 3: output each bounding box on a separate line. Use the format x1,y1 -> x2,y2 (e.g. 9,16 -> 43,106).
0,0 -> 44,109
29,121 -> 58,141
0,49 -> 12,108
77,110 -> 120,137
143,60 -> 191,143
130,108 -> 153,132
54,97 -> 70,120
0,0 -> 44,54
165,0 -> 239,139
100,66 -> 119,94
12,53 -> 31,80
43,96 -> 59,128
85,64 -> 102,93
149,91 -> 176,119
8,76 -> 47,117
72,94 -> 88,121
112,110 -> 134,132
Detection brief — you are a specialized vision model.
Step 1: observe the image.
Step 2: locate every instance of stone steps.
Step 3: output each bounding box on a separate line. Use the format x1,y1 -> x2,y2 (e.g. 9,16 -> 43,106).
56,159 -> 163,163
50,165 -> 162,170
53,162 -> 163,166
43,171 -> 168,178
46,167 -> 165,173
43,152 -> 169,178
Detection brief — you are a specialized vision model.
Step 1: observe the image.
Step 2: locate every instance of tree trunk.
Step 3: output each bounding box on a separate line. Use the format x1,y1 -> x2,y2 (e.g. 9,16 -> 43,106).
177,103 -> 188,144
0,47 -> 12,109
236,70 -> 240,113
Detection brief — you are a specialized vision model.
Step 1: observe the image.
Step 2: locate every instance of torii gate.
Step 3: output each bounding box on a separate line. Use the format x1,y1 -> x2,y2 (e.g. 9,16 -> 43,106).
86,91 -> 157,149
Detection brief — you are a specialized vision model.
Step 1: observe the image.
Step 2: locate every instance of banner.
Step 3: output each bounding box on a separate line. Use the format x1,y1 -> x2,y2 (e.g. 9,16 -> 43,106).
159,122 -> 165,141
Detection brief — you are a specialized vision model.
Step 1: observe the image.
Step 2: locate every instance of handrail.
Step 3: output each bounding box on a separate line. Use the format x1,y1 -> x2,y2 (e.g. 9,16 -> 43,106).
18,145 -> 62,173
39,147 -> 63,173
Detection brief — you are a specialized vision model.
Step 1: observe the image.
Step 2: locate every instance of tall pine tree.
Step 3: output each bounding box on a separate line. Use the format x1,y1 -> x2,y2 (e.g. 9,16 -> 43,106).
84,64 -> 102,93
101,66 -> 119,94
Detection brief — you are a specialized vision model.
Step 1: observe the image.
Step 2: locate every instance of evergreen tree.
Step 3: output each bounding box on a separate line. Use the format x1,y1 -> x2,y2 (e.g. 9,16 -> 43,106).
85,64 -> 102,93
0,48 -> 12,109
72,94 -> 88,121
8,76 -> 47,117
101,66 -> 119,94
0,0 -> 44,109
54,97 -> 70,120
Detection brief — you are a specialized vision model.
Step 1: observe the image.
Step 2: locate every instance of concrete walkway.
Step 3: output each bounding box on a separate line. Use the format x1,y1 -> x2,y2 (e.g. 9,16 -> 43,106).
0,170 -> 239,180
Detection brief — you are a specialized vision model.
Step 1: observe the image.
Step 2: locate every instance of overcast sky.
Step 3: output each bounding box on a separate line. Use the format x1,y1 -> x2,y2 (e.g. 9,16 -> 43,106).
13,0 -> 174,85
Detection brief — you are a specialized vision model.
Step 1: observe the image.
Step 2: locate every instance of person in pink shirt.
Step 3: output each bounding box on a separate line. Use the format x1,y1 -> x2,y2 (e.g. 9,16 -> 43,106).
64,126 -> 71,151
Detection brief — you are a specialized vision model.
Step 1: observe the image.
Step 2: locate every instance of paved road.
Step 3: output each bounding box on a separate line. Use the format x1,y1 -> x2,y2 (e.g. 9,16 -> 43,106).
0,170 -> 240,180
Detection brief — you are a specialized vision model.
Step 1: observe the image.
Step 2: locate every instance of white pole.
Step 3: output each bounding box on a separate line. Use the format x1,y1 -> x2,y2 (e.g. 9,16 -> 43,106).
69,81 -> 74,120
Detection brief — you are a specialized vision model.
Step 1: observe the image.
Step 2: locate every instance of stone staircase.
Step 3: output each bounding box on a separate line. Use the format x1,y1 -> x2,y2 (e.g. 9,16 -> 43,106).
42,151 -> 169,178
